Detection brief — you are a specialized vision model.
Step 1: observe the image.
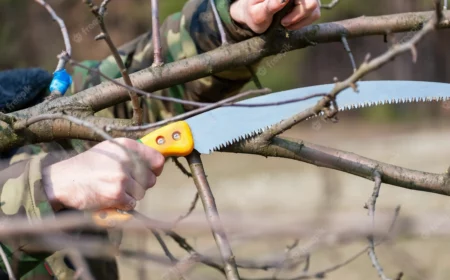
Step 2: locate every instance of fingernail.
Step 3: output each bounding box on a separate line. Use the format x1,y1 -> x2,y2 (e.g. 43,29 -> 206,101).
281,21 -> 288,26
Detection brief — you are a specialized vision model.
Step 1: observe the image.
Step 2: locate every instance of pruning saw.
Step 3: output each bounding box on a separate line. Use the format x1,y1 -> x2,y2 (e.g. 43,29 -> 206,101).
92,80 -> 450,227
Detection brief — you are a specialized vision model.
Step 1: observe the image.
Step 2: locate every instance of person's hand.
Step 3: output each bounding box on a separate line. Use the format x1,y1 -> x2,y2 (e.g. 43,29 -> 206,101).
230,0 -> 320,34
43,138 -> 165,212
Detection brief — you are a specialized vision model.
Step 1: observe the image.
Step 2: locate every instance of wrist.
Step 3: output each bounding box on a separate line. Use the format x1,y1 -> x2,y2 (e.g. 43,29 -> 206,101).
42,163 -> 66,212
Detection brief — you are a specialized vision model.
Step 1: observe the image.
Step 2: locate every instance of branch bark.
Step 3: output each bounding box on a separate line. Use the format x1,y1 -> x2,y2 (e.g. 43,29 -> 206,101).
186,151 -> 241,280
10,10 -> 450,120
224,137 -> 450,196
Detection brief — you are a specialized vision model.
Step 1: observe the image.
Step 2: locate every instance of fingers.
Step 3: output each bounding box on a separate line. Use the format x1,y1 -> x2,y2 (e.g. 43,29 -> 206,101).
115,138 -> 165,177
115,192 -> 137,211
240,0 -> 289,33
264,0 -> 288,15
284,7 -> 320,30
280,0 -> 320,29
132,141 -> 165,176
110,138 -> 164,185
97,138 -> 164,209
232,0 -> 319,34
125,173 -> 157,200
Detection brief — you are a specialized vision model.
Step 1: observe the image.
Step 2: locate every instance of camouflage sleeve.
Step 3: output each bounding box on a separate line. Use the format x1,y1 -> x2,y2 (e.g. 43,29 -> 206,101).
0,145 -> 65,278
72,0 -> 257,121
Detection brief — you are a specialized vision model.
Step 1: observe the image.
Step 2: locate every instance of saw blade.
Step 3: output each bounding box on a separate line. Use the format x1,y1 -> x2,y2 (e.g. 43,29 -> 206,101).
185,80 -> 450,154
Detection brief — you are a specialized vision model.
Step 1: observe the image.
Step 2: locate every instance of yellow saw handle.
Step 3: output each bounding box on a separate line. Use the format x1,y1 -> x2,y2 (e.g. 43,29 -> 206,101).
92,121 -> 194,227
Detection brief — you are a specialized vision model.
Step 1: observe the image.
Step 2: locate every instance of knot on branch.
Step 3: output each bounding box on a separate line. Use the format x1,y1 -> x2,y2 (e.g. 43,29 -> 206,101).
0,120 -> 23,153
0,113 -> 16,125
318,95 -> 339,122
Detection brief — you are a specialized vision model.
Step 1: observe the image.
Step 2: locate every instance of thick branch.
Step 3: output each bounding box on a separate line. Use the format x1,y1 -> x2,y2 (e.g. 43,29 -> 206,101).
10,10 -> 450,119
224,137 -> 450,196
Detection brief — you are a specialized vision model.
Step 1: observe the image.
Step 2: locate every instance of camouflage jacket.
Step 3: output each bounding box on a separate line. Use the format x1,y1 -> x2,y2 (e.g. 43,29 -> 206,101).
0,0 -> 256,279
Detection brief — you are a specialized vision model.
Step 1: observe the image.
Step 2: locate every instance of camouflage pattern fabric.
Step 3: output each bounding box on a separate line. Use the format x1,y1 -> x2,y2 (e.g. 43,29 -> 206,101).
0,0 -> 256,279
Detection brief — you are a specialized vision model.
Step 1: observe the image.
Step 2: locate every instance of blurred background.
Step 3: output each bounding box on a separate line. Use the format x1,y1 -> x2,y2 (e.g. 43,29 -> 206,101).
2,0 -> 450,279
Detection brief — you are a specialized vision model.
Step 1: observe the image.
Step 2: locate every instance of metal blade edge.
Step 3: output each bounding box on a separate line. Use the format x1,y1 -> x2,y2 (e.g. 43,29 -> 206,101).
186,80 -> 450,154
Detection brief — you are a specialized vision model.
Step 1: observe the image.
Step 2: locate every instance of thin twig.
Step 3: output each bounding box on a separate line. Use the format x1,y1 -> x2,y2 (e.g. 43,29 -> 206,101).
209,0 -> 228,45
66,249 -> 95,280
84,1 -> 143,125
367,238 -> 390,280
33,0 -> 71,70
259,10 -> 439,141
99,0 -> 111,16
105,90 -> 327,132
14,113 -> 113,141
247,66 -> 263,89
23,232 -> 173,266
70,60 -> 323,110
303,254 -> 310,272
0,245 -> 16,280
174,192 -> 199,225
172,158 -> 193,178
186,151 -> 240,280
0,207 -> 439,243
341,35 -> 357,72
272,239 -> 300,278
366,171 -> 391,280
245,207 -> 403,280
365,171 -> 382,224
165,229 -> 226,274
105,88 -> 271,131
244,246 -> 371,280
132,211 -> 227,276
151,229 -> 178,264
151,0 -> 163,66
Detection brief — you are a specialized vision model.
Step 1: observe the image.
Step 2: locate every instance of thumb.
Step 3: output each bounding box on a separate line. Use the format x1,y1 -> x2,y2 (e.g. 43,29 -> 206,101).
115,194 -> 137,211
264,0 -> 289,16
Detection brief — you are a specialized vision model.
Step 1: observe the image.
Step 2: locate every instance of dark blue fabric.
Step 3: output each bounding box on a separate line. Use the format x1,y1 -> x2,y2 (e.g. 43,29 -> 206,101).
0,68 -> 52,113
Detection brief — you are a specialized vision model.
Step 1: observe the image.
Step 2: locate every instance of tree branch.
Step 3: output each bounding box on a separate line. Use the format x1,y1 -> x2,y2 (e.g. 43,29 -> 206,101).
365,172 -> 392,280
186,151 -> 240,280
151,0 -> 163,66
33,0 -> 71,70
0,244 -> 15,280
84,0 -> 143,125
10,10 -> 450,120
224,137 -> 450,196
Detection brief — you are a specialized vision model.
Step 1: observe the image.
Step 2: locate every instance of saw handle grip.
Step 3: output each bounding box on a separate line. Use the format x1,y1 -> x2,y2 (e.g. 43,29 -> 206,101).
92,121 -> 194,228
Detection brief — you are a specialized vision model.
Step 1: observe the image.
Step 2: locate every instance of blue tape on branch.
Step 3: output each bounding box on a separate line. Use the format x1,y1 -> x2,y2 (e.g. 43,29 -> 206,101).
49,69 -> 72,95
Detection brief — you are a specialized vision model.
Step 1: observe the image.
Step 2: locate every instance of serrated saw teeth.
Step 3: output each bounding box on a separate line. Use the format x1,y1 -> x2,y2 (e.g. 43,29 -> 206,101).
210,129 -> 264,152
189,81 -> 450,154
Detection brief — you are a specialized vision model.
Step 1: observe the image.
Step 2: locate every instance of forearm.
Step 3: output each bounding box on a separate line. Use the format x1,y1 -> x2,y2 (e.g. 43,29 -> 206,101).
0,152 -> 58,277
